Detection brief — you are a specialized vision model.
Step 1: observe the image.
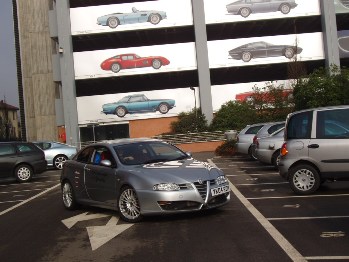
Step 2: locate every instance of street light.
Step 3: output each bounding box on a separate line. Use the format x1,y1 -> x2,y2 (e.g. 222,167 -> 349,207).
190,87 -> 198,132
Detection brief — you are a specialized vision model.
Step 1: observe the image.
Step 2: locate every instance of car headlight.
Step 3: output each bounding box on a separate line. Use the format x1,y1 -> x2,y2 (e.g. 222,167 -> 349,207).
216,175 -> 228,185
153,183 -> 180,191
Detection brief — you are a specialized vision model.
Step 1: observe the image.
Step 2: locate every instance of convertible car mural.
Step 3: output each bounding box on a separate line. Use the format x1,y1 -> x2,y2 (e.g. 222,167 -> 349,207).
226,0 -> 298,18
100,53 -> 170,73
97,7 -> 167,28
102,94 -> 176,117
228,41 -> 302,62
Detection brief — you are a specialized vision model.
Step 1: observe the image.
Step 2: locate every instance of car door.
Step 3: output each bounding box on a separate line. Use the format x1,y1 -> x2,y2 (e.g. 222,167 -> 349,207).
84,146 -> 117,206
0,143 -> 17,178
252,42 -> 268,58
251,0 -> 271,13
308,108 -> 349,175
126,95 -> 150,113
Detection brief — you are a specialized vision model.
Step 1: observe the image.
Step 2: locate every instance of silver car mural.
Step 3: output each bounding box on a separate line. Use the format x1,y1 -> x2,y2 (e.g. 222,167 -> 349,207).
226,0 -> 298,18
97,7 -> 167,28
60,138 -> 230,222
34,141 -> 77,170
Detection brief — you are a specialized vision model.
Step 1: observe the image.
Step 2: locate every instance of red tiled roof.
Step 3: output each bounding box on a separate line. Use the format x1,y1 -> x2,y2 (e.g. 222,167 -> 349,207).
0,100 -> 19,111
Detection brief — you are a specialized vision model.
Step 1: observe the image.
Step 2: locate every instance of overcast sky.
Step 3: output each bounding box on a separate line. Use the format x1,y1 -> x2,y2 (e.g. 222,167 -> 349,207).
0,0 -> 19,107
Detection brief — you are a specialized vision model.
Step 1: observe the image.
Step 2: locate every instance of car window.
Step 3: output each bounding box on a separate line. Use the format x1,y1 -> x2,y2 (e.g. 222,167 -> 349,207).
316,109 -> 349,139
16,144 -> 36,152
268,123 -> 285,134
0,144 -> 16,156
76,147 -> 94,163
286,111 -> 312,139
245,125 -> 264,134
92,146 -> 116,166
42,142 -> 52,150
129,96 -> 143,103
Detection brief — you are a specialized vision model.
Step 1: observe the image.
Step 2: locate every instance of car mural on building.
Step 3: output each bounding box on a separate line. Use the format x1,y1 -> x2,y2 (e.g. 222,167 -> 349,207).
97,7 -> 167,28
229,41 -> 302,62
102,94 -> 175,117
226,0 -> 298,18
334,0 -> 349,13
100,53 -> 170,73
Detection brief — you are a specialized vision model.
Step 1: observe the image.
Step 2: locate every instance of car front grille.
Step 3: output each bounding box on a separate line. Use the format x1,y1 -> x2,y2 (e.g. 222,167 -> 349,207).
194,179 -> 215,201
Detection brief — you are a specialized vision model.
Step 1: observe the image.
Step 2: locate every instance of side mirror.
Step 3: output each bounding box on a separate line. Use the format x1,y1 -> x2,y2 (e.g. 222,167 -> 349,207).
100,159 -> 112,167
186,152 -> 192,157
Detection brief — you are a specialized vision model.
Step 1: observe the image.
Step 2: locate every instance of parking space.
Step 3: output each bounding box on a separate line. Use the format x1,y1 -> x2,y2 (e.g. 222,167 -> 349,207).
0,170 -> 60,214
212,154 -> 349,260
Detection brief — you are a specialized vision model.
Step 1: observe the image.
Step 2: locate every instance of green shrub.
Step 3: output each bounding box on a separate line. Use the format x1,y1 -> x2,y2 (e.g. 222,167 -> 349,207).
215,140 -> 237,156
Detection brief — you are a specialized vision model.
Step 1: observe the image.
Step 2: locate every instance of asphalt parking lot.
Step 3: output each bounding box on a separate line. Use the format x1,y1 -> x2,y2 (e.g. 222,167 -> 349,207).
1,154 -> 349,261
211,153 -> 349,261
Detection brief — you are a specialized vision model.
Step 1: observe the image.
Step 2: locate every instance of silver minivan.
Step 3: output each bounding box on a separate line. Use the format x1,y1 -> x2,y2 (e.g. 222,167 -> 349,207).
278,105 -> 349,194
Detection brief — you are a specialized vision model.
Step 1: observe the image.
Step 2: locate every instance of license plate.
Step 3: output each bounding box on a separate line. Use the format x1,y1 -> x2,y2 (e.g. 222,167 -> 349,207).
211,185 -> 230,196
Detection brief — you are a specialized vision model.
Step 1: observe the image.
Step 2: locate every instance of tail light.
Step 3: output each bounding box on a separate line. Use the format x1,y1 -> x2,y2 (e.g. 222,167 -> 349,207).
280,142 -> 288,156
252,135 -> 258,144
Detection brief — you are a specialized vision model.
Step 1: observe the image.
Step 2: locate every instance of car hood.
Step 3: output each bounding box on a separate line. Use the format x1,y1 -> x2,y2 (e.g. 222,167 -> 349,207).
128,159 -> 223,184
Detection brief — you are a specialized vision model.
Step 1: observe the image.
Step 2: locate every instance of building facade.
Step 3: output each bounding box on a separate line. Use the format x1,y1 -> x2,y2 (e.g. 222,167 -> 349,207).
13,0 -> 349,146
0,100 -> 20,140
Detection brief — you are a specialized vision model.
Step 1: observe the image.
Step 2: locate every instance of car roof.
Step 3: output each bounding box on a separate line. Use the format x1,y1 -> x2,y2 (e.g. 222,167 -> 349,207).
91,138 -> 162,147
289,105 -> 349,117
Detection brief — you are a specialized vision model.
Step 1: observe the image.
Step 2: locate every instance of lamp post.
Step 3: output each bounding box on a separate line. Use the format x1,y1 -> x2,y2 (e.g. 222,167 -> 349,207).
190,87 -> 198,132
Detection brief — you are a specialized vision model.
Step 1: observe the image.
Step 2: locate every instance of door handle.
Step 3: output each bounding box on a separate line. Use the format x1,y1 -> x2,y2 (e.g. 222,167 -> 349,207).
308,144 -> 319,149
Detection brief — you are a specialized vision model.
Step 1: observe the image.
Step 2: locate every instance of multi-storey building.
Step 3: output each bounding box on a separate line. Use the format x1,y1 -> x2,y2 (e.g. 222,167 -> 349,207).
0,100 -> 20,140
12,0 -> 349,146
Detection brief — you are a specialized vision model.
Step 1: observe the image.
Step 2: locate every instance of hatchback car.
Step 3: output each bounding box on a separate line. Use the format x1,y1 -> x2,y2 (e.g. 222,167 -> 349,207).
33,141 -> 77,170
255,127 -> 285,168
60,138 -> 230,222
236,121 -> 285,159
0,142 -> 46,182
278,105 -> 349,194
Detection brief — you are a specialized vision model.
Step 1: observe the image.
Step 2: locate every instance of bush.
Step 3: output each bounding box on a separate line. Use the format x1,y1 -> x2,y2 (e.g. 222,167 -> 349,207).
215,140 -> 237,156
170,108 -> 208,133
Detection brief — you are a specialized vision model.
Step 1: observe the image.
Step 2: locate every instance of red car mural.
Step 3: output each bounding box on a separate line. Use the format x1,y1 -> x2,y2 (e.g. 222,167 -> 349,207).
100,53 -> 170,73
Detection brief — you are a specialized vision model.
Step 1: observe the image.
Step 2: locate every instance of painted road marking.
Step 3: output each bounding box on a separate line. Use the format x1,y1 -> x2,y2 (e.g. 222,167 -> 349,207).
62,212 -> 110,229
283,204 -> 300,208
0,200 -> 23,204
320,231 -> 345,238
0,184 -> 60,216
247,193 -> 349,200
237,182 -> 287,186
208,159 -> 306,261
305,256 -> 349,260
268,215 -> 349,221
87,216 -> 134,251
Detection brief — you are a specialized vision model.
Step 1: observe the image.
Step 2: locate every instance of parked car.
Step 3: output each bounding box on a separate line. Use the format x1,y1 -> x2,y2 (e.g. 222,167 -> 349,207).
100,53 -> 170,73
334,0 -> 349,13
0,142 -> 46,182
33,141 -> 77,170
236,121 -> 285,160
60,138 -> 230,222
102,94 -> 175,117
250,121 -> 285,159
226,0 -> 298,18
229,41 -> 302,62
278,105 -> 349,195
255,127 -> 285,167
97,7 -> 167,28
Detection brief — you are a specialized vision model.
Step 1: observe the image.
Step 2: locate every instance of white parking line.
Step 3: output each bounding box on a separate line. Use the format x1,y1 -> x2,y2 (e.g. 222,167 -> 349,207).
0,189 -> 42,194
305,256 -> 349,260
247,193 -> 349,200
226,173 -> 279,177
236,182 -> 288,186
268,215 -> 349,221
0,184 -> 60,216
0,200 -> 23,204
208,159 -> 306,261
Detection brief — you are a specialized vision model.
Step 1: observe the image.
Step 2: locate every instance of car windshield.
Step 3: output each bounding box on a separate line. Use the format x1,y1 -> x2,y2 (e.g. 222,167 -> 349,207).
118,96 -> 130,103
114,141 -> 188,165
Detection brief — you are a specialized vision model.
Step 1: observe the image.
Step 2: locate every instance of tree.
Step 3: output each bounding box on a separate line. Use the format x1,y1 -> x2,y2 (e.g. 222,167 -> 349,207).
293,65 -> 349,110
170,108 -> 208,133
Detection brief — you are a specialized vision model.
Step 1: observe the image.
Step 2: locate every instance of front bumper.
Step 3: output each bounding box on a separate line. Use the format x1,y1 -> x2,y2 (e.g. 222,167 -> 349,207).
137,182 -> 230,215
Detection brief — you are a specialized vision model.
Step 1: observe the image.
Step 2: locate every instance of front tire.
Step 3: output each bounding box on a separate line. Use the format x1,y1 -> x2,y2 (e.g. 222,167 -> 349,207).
115,106 -> 127,117
152,59 -> 162,69
62,181 -> 77,210
288,164 -> 321,195
111,63 -> 121,73
158,103 -> 169,114
248,146 -> 257,160
118,186 -> 142,223
241,52 -> 252,62
240,7 -> 251,18
149,13 -> 161,25
15,164 -> 33,182
107,17 -> 119,28
280,4 -> 291,14
284,47 -> 295,59
54,155 -> 68,170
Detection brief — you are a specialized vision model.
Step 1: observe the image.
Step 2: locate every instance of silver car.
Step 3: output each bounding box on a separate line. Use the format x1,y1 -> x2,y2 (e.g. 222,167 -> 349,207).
255,127 -> 284,167
33,141 -> 77,170
279,105 -> 349,194
226,0 -> 298,18
60,138 -> 230,222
